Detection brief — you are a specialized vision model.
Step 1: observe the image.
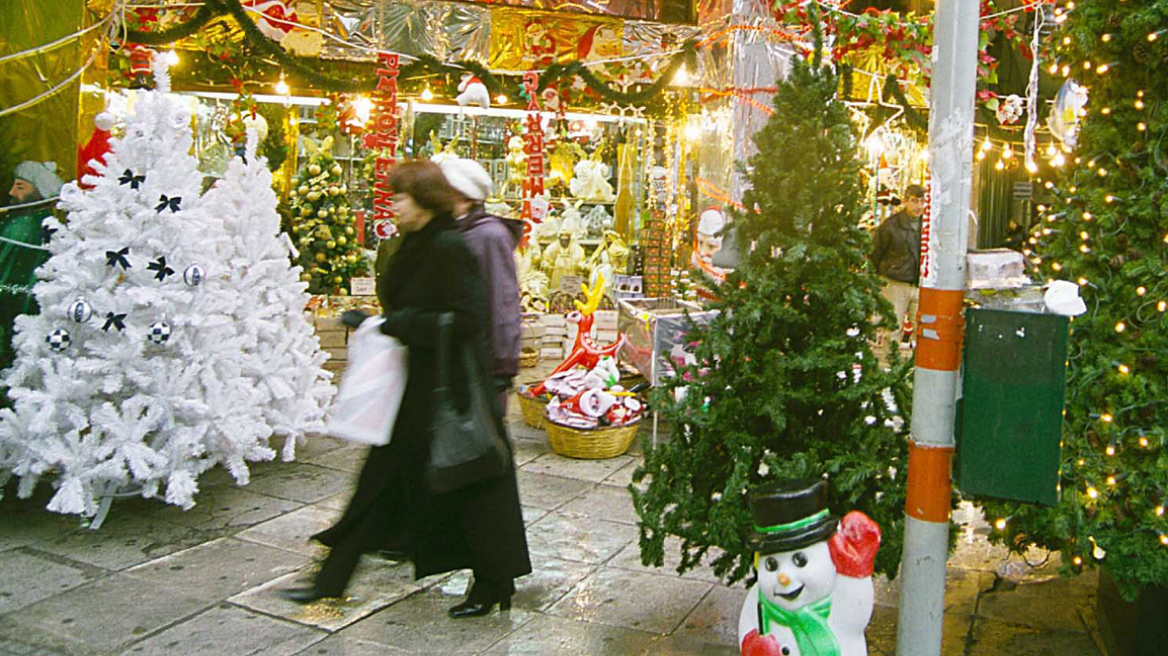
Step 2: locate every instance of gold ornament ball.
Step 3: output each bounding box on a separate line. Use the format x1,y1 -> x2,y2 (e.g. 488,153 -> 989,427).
339,184 -> 347,195
345,226 -> 355,236
297,185 -> 309,196
315,252 -> 327,263
299,206 -> 312,217
345,254 -> 358,263
309,164 -> 322,176
290,225 -> 299,234
334,275 -> 344,284
300,273 -> 312,282
327,240 -> 337,249
307,191 -> 321,202
328,186 -> 341,197
317,209 -> 328,219
337,236 -> 347,246
299,237 -> 310,246
330,164 -> 343,176
327,207 -> 335,215
337,288 -> 349,296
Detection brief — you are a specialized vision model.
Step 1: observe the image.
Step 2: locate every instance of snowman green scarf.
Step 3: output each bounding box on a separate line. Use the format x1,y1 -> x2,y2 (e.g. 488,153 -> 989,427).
758,590 -> 840,656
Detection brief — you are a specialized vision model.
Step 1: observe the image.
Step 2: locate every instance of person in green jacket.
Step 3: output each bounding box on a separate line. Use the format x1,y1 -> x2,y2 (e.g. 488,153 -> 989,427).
1,161 -> 63,401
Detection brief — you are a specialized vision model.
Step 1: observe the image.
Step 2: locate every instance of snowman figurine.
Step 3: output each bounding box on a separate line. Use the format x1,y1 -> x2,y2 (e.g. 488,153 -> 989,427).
738,479 -> 881,656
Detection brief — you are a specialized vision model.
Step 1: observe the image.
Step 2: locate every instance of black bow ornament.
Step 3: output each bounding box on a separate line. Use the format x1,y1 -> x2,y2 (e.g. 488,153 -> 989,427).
155,195 -> 182,213
118,169 -> 146,190
147,256 -> 175,281
105,247 -> 132,270
102,312 -> 127,333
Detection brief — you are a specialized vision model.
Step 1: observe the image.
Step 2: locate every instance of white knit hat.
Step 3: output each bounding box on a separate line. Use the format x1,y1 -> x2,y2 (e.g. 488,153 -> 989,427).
440,158 -> 493,202
14,160 -> 64,200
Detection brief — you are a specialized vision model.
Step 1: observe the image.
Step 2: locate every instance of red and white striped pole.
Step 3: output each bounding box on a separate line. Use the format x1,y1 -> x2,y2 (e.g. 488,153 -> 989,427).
895,0 -> 977,654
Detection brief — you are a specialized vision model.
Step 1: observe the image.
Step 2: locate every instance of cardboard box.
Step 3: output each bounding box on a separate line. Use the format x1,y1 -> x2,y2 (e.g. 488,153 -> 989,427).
315,329 -> 347,349
595,329 -> 619,343
593,310 -> 619,331
541,313 -> 567,327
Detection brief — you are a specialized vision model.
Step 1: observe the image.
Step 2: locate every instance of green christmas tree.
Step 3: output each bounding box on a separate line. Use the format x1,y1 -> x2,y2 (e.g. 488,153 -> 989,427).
982,0 -> 1168,601
285,138 -> 366,295
631,46 -> 912,583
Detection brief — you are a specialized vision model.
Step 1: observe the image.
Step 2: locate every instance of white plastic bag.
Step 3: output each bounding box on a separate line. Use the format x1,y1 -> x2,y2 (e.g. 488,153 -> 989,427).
326,317 -> 408,446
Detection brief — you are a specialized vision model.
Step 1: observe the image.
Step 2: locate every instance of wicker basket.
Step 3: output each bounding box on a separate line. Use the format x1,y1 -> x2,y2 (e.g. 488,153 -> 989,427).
545,420 -> 640,459
518,347 -> 540,369
517,392 -> 549,428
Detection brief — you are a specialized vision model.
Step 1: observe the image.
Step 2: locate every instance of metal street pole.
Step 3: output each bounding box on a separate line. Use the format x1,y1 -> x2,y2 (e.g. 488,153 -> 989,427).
895,0 -> 978,654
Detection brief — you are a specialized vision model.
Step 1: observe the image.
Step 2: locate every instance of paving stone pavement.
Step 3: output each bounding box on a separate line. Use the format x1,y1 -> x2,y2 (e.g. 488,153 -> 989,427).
0,369 -> 1107,655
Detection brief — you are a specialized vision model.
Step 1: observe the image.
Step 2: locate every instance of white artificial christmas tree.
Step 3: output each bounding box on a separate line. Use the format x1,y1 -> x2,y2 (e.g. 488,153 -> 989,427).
201,129 -> 334,462
0,65 -> 309,516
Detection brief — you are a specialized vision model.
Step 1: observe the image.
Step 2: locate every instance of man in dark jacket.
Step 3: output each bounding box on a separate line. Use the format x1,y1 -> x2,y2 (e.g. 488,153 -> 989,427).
869,184 -> 925,355
439,158 -> 525,410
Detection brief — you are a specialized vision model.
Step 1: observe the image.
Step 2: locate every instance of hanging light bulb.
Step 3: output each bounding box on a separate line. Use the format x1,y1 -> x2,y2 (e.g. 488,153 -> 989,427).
275,75 -> 290,96
165,50 -> 180,67
1118,364 -> 1131,374
995,160 -> 1005,171
994,518 -> 1007,530
421,87 -> 434,101
495,94 -> 508,105
1102,33 -> 1112,43
1087,486 -> 1099,499
1137,286 -> 1147,296
672,65 -> 690,86
1097,64 -> 1110,74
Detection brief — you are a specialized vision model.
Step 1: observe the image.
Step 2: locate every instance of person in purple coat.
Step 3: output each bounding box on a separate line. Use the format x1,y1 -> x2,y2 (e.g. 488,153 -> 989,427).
439,158 -> 525,411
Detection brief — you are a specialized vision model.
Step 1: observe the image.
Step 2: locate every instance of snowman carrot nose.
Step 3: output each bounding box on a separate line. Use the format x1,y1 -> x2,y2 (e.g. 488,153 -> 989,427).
778,573 -> 791,586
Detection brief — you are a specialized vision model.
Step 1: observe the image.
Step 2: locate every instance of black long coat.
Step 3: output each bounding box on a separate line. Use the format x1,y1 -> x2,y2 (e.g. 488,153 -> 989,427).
314,215 -> 531,582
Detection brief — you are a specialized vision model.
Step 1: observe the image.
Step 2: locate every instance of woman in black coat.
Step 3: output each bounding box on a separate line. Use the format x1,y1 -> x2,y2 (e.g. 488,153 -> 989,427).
279,161 -> 531,617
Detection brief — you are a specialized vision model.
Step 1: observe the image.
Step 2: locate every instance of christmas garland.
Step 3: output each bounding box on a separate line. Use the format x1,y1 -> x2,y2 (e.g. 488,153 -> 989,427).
122,1 -> 220,46
119,0 -> 696,109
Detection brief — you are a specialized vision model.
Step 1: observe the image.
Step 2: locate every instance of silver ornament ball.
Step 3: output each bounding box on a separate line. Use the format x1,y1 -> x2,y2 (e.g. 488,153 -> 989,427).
67,299 -> 93,323
184,265 -> 205,286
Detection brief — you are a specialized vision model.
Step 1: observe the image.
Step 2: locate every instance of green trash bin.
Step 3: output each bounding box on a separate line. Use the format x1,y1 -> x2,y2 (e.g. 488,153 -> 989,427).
956,308 -> 1070,506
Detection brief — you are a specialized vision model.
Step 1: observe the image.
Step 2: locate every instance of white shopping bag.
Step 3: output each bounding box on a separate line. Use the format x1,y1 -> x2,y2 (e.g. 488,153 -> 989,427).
326,317 -> 408,446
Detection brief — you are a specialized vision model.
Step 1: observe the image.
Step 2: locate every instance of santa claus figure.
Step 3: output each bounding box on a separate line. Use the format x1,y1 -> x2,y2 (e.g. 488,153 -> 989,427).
738,479 -> 881,656
692,207 -> 728,283
524,21 -> 558,68
456,73 -> 490,109
577,24 -> 623,63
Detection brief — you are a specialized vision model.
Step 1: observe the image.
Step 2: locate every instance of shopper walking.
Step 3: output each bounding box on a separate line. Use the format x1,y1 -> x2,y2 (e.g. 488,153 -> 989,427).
439,158 -> 524,411
2,161 -> 62,405
279,161 -> 531,617
868,184 -> 925,356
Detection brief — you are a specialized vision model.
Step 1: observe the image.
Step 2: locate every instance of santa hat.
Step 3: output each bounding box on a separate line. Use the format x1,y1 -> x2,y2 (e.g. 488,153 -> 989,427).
439,158 -> 493,202
14,160 -> 64,200
578,25 -> 600,61
697,208 -> 726,237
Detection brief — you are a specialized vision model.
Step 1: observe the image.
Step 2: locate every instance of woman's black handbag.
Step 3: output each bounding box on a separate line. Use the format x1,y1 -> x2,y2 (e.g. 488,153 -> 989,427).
423,313 -> 509,494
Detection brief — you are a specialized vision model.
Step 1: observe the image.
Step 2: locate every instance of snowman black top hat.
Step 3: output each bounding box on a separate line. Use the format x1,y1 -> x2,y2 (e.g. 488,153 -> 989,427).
747,478 -> 839,553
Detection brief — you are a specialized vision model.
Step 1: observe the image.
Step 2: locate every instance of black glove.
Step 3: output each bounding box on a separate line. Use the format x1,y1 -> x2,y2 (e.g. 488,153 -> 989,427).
340,310 -> 371,329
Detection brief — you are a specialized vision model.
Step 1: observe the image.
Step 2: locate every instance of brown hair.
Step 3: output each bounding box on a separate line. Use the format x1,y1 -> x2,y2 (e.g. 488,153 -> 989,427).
388,160 -> 458,216
905,184 -> 926,199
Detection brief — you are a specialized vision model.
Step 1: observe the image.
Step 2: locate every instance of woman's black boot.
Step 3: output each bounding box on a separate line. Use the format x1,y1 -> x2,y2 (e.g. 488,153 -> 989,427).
276,585 -> 338,604
448,576 -> 513,618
